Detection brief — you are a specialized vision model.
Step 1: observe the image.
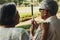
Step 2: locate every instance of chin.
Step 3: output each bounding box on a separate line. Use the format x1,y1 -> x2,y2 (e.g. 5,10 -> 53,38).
41,17 -> 46,20
41,17 -> 44,19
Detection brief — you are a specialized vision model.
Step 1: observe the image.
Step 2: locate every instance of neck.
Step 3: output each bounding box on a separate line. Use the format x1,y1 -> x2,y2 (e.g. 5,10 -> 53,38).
0,25 -> 15,28
0,25 -> 7,28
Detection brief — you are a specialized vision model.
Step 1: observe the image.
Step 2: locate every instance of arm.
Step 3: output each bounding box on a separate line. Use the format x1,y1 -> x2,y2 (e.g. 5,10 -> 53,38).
30,26 -> 35,40
30,19 -> 39,40
41,29 -> 48,40
41,22 -> 50,40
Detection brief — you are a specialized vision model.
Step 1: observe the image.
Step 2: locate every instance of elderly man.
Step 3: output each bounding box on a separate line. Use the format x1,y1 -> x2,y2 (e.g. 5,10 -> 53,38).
30,0 -> 60,40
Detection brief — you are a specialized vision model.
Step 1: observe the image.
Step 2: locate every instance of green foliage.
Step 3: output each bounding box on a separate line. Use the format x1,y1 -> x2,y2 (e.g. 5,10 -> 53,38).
20,12 -> 40,22
16,24 -> 31,29
16,22 -> 42,29
18,0 -> 23,5
0,0 -> 6,4
37,0 -> 42,3
0,0 -> 42,5
24,2 -> 30,7
0,0 -> 24,4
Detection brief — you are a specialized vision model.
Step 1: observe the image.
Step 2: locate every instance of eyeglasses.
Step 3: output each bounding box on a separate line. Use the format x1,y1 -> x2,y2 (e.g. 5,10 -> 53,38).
39,9 -> 48,12
39,9 -> 45,12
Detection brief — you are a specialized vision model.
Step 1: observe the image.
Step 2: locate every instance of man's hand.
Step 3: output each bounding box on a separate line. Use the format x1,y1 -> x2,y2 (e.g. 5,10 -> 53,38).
30,19 -> 39,37
31,19 -> 39,29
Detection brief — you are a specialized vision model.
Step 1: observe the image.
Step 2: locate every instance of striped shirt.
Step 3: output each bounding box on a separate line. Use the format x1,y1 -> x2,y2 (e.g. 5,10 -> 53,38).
34,16 -> 60,40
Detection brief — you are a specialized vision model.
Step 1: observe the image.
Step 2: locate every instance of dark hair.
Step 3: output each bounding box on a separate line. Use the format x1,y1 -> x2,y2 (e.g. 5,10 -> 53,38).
0,3 -> 17,27
48,1 -> 58,16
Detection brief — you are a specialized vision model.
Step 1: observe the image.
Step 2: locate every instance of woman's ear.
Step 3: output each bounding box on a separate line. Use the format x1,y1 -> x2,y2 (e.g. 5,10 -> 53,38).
13,12 -> 20,25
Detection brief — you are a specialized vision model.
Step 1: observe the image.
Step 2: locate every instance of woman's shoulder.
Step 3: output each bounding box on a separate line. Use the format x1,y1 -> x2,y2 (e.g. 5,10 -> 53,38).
11,28 -> 30,40
11,28 -> 26,33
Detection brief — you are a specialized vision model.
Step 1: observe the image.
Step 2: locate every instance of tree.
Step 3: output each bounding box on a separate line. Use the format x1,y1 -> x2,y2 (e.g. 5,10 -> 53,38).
18,0 -> 23,5
0,0 -> 6,4
38,0 -> 42,3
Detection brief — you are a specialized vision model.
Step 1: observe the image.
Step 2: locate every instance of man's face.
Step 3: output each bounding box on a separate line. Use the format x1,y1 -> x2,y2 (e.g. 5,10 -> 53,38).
40,9 -> 48,20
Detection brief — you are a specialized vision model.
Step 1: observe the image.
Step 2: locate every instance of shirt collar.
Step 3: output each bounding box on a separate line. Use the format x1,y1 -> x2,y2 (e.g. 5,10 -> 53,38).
44,16 -> 57,22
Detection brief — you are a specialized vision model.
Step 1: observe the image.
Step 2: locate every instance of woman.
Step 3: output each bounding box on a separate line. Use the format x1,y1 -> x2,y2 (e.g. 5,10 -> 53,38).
0,2 -> 30,40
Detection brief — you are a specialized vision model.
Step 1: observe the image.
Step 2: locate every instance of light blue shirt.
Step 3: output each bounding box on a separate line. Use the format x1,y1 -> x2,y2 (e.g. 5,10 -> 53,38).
0,28 -> 30,40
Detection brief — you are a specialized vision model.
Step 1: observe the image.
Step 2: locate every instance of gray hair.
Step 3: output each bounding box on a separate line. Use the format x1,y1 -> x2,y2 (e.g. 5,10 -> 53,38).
39,0 -> 58,15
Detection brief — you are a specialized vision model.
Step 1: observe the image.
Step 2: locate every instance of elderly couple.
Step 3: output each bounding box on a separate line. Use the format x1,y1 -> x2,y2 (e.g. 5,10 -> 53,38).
0,0 -> 60,40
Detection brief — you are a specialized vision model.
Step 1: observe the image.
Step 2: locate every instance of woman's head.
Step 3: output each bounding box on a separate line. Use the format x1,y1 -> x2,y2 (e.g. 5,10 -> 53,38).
0,3 -> 20,27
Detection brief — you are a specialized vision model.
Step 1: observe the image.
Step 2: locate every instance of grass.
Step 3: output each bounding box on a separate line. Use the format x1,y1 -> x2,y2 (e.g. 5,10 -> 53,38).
16,22 -> 42,29
16,24 -> 31,29
17,7 -> 40,22
19,12 -> 40,22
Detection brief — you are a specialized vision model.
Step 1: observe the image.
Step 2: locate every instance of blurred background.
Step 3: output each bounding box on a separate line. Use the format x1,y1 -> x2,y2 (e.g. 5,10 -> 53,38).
0,0 -> 60,30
